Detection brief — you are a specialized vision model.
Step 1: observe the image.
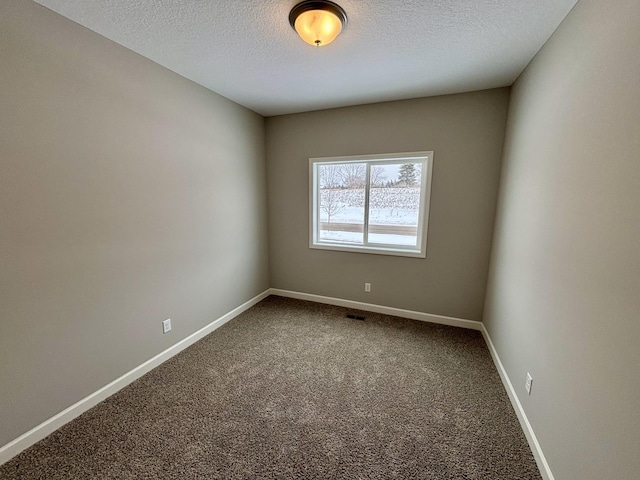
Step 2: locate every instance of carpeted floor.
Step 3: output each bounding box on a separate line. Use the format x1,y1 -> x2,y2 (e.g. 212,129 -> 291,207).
0,296 -> 541,479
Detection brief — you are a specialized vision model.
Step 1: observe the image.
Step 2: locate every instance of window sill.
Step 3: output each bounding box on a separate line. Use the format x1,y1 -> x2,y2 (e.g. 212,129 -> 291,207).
310,242 -> 426,258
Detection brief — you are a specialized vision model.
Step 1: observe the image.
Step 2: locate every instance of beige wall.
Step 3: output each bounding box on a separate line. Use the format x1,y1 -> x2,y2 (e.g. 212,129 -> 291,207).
266,90 -> 509,321
7,1 -> 637,475
0,1 -> 269,446
483,0 -> 640,478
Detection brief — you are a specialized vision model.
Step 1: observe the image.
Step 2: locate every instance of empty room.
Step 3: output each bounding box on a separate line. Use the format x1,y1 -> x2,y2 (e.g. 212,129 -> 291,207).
1,0 -> 638,479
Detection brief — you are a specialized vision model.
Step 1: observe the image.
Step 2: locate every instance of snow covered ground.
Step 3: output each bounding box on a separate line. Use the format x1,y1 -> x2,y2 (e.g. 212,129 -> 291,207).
318,187 -> 420,246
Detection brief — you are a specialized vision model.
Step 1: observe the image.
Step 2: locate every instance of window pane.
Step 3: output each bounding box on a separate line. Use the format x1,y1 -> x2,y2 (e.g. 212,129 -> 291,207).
368,163 -> 421,247
311,152 -> 431,258
318,163 -> 366,244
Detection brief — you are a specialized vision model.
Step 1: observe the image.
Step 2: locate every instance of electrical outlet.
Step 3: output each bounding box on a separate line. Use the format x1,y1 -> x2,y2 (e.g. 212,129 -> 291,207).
525,372 -> 533,395
162,319 -> 172,334
364,282 -> 371,292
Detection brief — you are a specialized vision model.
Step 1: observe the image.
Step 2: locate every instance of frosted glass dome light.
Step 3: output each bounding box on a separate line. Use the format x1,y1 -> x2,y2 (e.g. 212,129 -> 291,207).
289,1 -> 347,47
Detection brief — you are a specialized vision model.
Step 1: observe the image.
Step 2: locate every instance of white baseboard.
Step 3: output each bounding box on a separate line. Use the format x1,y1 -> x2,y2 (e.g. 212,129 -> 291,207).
269,288 -> 483,331
480,325 -> 554,480
270,288 -> 553,480
0,289 -> 270,467
2,287 -> 553,480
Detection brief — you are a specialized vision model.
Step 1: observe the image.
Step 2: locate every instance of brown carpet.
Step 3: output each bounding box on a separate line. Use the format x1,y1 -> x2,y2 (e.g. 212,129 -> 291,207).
0,296 -> 541,479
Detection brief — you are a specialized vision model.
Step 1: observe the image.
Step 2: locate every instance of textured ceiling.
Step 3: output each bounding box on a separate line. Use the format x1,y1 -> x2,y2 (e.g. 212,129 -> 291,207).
33,0 -> 578,116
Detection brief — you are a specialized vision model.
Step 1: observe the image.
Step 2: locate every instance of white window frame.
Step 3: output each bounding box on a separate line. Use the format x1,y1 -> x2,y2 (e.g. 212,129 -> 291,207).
309,151 -> 433,258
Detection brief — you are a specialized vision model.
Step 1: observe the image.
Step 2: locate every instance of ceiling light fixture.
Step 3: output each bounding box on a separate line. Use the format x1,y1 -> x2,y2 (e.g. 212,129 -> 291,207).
289,0 -> 347,47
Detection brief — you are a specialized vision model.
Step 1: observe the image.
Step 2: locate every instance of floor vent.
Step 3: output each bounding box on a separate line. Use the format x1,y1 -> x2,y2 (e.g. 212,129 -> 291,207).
346,314 -> 365,321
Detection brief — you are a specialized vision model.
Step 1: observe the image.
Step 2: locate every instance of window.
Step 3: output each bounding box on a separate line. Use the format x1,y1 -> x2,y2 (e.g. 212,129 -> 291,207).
309,151 -> 433,258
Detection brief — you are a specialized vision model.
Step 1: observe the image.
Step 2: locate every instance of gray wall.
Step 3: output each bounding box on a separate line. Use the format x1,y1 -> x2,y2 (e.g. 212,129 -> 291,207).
483,0 -> 640,478
0,1 -> 269,446
266,90 -> 509,321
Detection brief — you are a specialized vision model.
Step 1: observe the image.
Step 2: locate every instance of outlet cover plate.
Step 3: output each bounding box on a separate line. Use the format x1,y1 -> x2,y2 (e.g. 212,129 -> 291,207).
162,319 -> 172,334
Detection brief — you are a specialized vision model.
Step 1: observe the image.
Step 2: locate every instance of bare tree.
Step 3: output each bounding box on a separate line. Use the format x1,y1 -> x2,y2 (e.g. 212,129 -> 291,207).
339,163 -> 366,188
320,189 -> 344,228
370,165 -> 387,187
319,165 -> 345,229
319,164 -> 343,188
